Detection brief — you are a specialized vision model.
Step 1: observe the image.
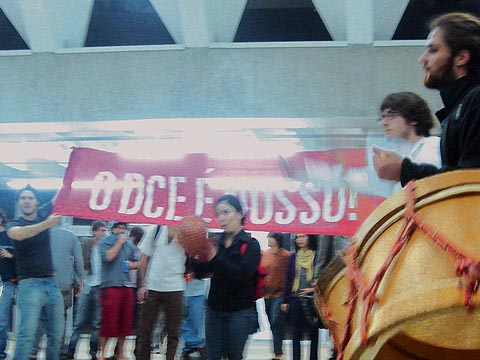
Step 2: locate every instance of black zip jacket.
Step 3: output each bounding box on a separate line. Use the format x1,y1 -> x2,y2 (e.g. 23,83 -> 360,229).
401,75 -> 480,185
192,229 -> 261,312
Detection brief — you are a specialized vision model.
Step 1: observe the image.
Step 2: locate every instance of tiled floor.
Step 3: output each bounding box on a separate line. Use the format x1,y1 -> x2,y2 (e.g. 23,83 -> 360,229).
5,330 -> 335,360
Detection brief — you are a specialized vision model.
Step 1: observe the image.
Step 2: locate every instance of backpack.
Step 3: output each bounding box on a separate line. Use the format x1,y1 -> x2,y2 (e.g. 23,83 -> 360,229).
240,242 -> 268,300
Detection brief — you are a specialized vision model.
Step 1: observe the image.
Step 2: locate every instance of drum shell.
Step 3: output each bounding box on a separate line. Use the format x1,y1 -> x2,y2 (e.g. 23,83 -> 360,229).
316,169 -> 480,360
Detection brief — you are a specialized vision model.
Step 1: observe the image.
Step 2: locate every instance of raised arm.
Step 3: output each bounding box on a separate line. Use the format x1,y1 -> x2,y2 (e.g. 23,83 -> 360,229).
7,213 -> 61,241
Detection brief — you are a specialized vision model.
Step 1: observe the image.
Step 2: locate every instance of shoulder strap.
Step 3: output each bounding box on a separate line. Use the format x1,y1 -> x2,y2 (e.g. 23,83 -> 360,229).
240,242 -> 248,256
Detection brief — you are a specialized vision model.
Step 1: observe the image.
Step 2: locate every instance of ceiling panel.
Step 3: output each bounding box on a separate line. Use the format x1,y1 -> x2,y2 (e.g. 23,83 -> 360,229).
5,0 -> 480,51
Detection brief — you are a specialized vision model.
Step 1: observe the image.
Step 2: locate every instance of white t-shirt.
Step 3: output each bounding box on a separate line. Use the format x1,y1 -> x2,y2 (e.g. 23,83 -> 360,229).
83,245 -> 102,292
138,225 -> 186,292
391,136 -> 441,193
407,136 -> 441,165
346,134 -> 442,198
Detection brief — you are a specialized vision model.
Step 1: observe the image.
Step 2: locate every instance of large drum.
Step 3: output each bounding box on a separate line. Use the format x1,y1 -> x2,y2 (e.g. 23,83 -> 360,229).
315,169 -> 480,360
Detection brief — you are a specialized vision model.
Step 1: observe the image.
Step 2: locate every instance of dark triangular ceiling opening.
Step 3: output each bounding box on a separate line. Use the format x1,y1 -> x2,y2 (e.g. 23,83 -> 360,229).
0,8 -> 29,50
85,0 -> 175,47
393,0 -> 480,40
235,0 -> 332,42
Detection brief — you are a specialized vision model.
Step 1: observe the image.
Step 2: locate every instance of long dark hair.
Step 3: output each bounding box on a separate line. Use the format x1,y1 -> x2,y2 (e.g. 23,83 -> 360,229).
294,234 -> 318,252
267,232 -> 284,248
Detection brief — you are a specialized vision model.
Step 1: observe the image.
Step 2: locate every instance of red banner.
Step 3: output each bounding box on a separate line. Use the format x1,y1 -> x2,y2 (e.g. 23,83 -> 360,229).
54,147 -> 386,236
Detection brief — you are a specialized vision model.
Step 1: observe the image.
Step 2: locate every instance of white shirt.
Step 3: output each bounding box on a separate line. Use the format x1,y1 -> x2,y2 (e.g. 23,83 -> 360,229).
392,136 -> 441,193
346,134 -> 442,198
83,245 -> 102,292
407,136 -> 441,165
138,225 -> 186,292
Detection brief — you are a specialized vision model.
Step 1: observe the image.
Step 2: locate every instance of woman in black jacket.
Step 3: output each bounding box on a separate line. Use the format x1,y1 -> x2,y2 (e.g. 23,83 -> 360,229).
192,195 -> 261,360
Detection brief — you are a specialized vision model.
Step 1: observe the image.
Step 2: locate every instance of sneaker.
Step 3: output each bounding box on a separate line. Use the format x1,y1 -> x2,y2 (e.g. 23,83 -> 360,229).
197,347 -> 207,360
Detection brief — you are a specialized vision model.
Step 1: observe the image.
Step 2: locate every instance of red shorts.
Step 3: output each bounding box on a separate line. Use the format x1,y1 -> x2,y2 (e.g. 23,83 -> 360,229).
100,287 -> 135,337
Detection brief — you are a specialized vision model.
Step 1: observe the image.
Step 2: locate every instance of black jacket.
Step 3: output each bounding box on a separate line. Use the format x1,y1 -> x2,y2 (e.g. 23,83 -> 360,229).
401,75 -> 480,185
192,229 -> 261,312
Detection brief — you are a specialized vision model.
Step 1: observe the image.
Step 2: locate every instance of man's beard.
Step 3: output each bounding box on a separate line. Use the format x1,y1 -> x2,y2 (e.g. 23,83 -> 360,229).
423,56 -> 456,89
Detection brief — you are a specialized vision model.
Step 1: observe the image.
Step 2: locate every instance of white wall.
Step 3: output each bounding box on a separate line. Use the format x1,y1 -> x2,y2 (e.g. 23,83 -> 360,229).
0,44 -> 442,124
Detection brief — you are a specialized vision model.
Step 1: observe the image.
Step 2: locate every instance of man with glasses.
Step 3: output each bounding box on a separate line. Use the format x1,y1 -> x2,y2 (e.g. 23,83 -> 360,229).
374,12 -> 480,183
376,92 -> 441,192
346,92 -> 441,197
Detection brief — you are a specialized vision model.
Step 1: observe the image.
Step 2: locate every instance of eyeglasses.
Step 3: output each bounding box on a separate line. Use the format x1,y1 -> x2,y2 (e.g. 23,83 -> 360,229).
378,111 -> 402,121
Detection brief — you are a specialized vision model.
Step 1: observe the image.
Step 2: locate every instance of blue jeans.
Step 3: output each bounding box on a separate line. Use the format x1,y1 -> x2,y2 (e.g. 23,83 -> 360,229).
289,297 -> 318,360
0,282 -> 16,359
205,306 -> 257,360
264,297 -> 285,356
13,277 -> 65,360
67,286 -> 101,356
33,289 -> 73,356
181,295 -> 206,353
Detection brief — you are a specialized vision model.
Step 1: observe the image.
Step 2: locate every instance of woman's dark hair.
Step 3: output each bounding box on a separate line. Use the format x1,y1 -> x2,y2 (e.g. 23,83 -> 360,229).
214,194 -> 245,225
267,232 -> 284,247
294,234 -> 318,252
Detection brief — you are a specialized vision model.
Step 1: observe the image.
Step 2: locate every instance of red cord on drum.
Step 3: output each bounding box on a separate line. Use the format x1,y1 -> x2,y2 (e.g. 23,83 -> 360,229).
337,180 -> 480,360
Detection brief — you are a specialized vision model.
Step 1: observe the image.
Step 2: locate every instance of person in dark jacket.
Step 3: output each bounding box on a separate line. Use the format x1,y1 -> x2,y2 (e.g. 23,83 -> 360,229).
192,195 -> 261,360
374,12 -> 480,183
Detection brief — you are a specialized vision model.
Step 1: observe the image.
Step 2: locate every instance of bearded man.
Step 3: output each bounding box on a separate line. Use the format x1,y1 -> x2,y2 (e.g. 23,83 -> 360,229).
374,12 -> 480,183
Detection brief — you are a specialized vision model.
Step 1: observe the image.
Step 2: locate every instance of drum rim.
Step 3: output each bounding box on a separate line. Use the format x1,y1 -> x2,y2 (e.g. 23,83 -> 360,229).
352,169 -> 480,262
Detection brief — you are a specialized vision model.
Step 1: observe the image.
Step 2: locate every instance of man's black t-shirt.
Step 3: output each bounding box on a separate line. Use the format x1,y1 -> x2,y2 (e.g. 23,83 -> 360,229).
6,204 -> 54,280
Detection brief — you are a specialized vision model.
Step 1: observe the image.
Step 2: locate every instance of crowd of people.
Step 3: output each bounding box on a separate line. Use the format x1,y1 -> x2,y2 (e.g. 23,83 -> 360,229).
1,9 -> 480,360
0,188 -> 344,360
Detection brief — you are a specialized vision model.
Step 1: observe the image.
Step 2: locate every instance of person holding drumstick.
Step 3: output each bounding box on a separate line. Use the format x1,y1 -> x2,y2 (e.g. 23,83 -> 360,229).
374,12 -> 480,183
